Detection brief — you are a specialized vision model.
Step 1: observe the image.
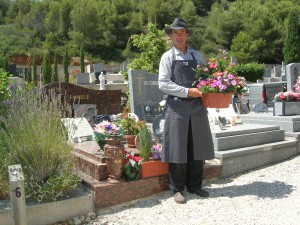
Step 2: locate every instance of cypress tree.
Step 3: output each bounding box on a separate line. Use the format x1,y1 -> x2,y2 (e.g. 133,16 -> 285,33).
53,52 -> 58,82
26,68 -> 32,83
42,51 -> 52,85
32,53 -> 37,86
63,46 -> 69,83
80,47 -> 85,73
283,10 -> 300,64
0,55 -> 9,73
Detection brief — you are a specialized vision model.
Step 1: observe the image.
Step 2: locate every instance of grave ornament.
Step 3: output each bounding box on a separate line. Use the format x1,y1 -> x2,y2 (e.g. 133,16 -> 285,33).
253,103 -> 269,113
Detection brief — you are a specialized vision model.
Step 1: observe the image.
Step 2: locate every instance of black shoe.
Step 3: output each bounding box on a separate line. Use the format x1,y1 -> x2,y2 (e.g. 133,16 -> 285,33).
173,192 -> 187,204
188,188 -> 209,197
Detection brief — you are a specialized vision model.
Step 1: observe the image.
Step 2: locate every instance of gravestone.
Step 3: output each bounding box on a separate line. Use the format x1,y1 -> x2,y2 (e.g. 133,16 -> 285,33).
76,73 -> 90,85
73,104 -> 97,126
273,65 -> 282,77
128,70 -> 164,121
286,63 -> 300,91
93,63 -> 104,73
43,82 -> 123,115
264,68 -> 271,78
61,117 -> 94,142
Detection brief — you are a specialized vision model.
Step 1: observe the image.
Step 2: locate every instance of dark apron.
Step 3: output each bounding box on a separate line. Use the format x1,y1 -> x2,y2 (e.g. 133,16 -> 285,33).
161,50 -> 215,163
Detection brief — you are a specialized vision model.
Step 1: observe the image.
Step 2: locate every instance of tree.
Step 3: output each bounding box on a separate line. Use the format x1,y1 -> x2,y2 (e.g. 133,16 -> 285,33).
32,53 -> 37,85
283,10 -> 300,64
63,46 -> 69,83
70,0 -> 99,44
26,67 -> 32,83
128,23 -> 167,74
53,51 -> 58,82
0,55 -> 9,72
42,51 -> 52,85
80,47 -> 84,73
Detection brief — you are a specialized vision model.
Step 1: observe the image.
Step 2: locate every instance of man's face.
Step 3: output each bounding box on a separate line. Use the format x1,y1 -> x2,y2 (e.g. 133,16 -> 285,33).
170,29 -> 189,49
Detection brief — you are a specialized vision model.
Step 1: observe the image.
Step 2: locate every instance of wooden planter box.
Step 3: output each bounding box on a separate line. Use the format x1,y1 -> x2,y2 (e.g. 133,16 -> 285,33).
273,101 -> 300,116
139,160 -> 169,178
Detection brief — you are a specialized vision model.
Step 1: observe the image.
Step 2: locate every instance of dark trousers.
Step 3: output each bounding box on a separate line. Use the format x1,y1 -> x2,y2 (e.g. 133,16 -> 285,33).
169,119 -> 204,192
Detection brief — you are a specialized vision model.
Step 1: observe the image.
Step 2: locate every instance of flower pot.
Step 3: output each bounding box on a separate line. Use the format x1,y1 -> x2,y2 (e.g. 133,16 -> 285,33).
139,160 -> 169,178
124,172 -> 139,181
104,137 -> 125,180
201,92 -> 233,108
125,134 -> 136,148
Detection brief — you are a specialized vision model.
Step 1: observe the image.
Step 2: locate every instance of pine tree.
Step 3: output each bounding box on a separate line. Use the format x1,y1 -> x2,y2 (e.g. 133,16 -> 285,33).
80,47 -> 85,73
283,10 -> 300,64
63,47 -> 69,83
42,51 -> 52,85
32,54 -> 38,86
53,52 -> 58,82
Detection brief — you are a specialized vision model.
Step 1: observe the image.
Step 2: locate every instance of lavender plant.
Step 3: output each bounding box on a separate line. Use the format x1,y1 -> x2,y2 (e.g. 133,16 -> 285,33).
0,88 -> 80,202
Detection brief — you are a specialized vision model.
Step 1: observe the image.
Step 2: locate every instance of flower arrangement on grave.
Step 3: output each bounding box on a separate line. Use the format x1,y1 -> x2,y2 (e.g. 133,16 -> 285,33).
274,80 -> 300,102
93,120 -> 123,149
151,143 -> 162,160
123,151 -> 142,180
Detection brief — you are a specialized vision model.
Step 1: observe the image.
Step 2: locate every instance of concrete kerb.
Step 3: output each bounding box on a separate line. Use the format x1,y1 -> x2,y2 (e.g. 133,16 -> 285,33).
0,188 -> 94,225
215,139 -> 298,177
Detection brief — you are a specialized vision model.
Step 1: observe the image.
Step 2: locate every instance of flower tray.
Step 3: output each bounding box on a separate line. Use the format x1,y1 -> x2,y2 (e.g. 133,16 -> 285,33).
201,92 -> 233,108
139,160 -> 169,178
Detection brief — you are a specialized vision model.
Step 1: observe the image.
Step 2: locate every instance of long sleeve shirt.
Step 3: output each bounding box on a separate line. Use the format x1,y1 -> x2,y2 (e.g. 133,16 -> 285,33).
158,46 -> 205,98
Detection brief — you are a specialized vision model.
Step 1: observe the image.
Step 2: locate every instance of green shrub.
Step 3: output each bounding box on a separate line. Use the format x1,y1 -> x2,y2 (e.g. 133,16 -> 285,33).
234,63 -> 265,83
0,89 -> 80,202
137,126 -> 152,162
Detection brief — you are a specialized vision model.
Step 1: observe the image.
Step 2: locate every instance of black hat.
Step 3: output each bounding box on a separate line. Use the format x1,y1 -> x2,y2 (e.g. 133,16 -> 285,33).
164,18 -> 193,36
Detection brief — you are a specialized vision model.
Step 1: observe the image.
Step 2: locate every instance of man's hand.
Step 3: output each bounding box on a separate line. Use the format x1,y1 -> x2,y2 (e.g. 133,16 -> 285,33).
188,88 -> 202,98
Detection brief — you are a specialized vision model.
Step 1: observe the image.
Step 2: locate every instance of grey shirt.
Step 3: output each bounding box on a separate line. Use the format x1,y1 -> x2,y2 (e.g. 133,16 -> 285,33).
158,46 -> 205,98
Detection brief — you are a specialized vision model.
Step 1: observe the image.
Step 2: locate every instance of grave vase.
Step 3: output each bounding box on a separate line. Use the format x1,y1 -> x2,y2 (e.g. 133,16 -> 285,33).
201,92 -> 233,108
104,136 -> 124,180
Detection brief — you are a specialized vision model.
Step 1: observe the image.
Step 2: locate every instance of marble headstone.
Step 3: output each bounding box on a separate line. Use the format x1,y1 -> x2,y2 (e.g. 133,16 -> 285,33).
76,72 -> 90,85
93,63 -> 104,73
128,70 -> 164,122
286,63 -> 300,91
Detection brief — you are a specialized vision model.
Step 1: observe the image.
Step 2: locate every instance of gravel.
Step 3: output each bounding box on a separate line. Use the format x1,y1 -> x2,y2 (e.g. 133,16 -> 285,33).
62,155 -> 300,225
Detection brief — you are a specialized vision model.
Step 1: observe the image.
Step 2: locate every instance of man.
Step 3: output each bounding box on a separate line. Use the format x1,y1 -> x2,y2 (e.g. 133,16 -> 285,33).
158,18 -> 215,204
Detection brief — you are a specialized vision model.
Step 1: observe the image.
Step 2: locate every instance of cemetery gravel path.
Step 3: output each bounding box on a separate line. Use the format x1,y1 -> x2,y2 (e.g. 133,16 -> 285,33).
96,155 -> 300,225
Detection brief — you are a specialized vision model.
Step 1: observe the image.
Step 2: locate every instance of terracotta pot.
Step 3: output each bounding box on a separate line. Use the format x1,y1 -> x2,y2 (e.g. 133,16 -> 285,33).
104,137 -> 124,180
139,160 -> 169,178
201,92 -> 233,108
125,134 -> 136,148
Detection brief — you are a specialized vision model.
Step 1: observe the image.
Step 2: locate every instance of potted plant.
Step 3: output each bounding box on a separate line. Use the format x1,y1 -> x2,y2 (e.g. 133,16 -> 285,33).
138,143 -> 169,178
123,150 -> 142,181
118,113 -> 145,148
193,52 -> 247,108
136,125 -> 152,161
